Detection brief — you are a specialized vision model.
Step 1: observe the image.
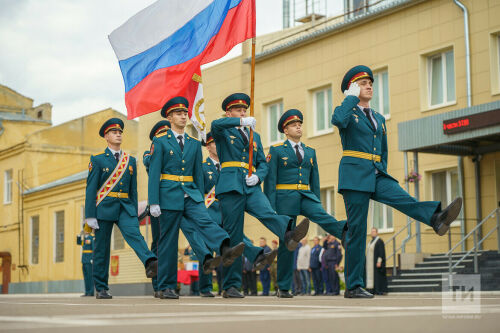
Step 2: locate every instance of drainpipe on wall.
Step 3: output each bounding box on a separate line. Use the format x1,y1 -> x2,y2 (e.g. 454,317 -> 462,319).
453,0 -> 472,250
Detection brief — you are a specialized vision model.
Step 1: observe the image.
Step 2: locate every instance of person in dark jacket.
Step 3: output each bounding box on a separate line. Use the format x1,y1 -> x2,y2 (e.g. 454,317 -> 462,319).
310,236 -> 323,295
324,235 -> 342,295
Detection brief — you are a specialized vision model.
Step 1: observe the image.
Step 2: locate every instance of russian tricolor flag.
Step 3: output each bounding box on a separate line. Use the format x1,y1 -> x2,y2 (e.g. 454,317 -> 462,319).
109,0 -> 256,129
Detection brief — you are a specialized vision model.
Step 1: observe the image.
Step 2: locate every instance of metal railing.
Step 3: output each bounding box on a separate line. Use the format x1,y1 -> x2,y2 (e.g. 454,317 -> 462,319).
446,207 -> 500,274
385,220 -> 416,275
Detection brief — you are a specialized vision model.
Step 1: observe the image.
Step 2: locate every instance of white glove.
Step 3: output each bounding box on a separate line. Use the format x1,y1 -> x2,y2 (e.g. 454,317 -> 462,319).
245,174 -> 259,186
150,204 -> 161,217
240,117 -> 256,131
85,218 -> 99,230
344,81 -> 360,98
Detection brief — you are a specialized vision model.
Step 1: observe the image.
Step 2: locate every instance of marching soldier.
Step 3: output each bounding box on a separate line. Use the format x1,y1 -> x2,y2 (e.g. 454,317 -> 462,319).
143,121 -> 223,298
76,230 -> 94,297
84,118 -> 158,299
211,93 -> 310,298
264,109 -> 346,298
200,132 -> 278,296
147,97 -> 245,299
332,65 -> 462,298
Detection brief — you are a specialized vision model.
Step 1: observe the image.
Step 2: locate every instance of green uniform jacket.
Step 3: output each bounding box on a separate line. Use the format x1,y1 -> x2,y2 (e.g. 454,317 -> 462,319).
84,148 -> 138,220
331,95 -> 397,193
202,157 -> 221,223
147,130 -> 204,210
264,140 -> 321,216
77,234 -> 94,264
211,117 -> 268,196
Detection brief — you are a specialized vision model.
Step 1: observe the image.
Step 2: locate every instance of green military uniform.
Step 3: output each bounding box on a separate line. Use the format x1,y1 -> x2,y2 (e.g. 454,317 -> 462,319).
143,121 -> 215,295
76,233 -> 94,296
332,66 -> 459,295
147,98 -> 233,293
85,118 -> 156,294
264,109 -> 346,294
211,93 -> 294,291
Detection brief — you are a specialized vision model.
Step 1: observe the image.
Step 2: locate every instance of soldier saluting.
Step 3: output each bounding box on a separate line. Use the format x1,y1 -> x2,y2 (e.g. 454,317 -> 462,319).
211,93 -> 310,298
332,66 -> 462,298
84,118 -> 158,299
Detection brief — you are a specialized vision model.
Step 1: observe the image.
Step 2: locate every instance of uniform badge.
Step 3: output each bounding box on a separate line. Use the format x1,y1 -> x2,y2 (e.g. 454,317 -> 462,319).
266,153 -> 272,163
282,157 -> 288,166
129,165 -> 133,175
253,141 -> 257,151
85,239 -> 91,244
231,140 -> 234,144
88,161 -> 93,172
170,150 -> 173,155
353,114 -> 359,123
106,168 -> 109,172
310,158 -> 313,165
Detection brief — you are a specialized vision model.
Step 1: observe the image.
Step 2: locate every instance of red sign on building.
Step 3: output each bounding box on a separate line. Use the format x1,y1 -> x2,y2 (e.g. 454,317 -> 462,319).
443,109 -> 500,135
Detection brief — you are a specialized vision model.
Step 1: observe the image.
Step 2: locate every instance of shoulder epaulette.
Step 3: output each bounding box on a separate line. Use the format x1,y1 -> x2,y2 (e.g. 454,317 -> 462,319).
187,135 -> 200,142
155,132 -> 168,138
272,142 -> 284,147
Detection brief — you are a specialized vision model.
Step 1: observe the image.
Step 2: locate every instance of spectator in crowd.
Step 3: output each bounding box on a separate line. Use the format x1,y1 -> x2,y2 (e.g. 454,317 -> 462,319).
320,237 -> 330,295
259,237 -> 272,296
270,239 -> 279,295
310,236 -> 323,296
292,241 -> 302,295
242,255 -> 257,296
324,235 -> 342,295
366,228 -> 388,295
297,238 -> 311,295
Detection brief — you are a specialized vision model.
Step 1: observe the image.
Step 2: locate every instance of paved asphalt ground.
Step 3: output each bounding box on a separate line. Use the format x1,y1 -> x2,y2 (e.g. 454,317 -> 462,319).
0,293 -> 499,333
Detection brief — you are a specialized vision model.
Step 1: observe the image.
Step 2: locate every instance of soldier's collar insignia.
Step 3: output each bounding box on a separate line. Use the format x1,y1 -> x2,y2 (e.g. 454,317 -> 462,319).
281,157 -> 288,160
229,135 -> 236,139
353,114 -> 359,123
208,171 -> 213,174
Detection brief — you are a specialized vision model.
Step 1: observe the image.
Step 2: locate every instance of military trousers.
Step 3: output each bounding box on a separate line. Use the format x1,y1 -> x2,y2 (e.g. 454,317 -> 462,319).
157,197 -> 230,291
82,263 -> 94,295
276,197 -> 346,292
341,174 -> 440,290
94,210 -> 156,291
219,190 -> 292,290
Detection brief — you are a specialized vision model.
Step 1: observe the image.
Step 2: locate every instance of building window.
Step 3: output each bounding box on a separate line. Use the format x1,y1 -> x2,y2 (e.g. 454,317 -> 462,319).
283,0 -> 291,29
498,35 -> 500,87
318,187 -> 335,235
369,201 -> 393,232
371,70 -> 390,117
267,101 -> 284,145
112,224 -> 125,250
4,169 -> 12,204
31,216 -> 40,265
54,211 -> 65,262
431,168 -> 459,225
428,50 -> 455,107
346,0 -> 368,17
313,87 -> 333,135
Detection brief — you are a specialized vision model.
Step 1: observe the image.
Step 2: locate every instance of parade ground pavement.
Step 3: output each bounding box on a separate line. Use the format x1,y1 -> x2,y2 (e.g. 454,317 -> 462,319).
1,293 -> 499,332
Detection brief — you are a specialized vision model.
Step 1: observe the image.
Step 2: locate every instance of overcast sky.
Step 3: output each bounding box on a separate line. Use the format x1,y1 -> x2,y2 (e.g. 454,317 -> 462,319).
0,0 -> 343,125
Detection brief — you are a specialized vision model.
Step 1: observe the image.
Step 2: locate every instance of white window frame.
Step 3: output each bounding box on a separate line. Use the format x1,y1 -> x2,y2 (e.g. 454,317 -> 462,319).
368,200 -> 394,233
267,101 -> 284,146
30,215 -> 40,265
312,87 -> 334,136
318,187 -> 335,236
371,69 -> 390,119
428,50 -> 456,108
431,168 -> 460,227
4,169 -> 13,204
54,211 -> 65,263
347,0 -> 369,18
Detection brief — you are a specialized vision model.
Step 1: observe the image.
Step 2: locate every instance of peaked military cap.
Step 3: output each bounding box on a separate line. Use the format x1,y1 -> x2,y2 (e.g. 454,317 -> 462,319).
161,96 -> 189,118
149,120 -> 171,141
221,93 -> 250,111
278,109 -> 303,133
202,131 -> 214,146
341,65 -> 374,92
99,118 -> 124,137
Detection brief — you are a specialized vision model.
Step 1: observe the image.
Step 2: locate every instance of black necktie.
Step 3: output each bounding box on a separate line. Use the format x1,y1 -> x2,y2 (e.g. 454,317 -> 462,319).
216,163 -> 221,172
177,135 -> 184,152
114,152 -> 119,162
295,145 -> 303,164
363,108 -> 376,130
238,128 -> 249,146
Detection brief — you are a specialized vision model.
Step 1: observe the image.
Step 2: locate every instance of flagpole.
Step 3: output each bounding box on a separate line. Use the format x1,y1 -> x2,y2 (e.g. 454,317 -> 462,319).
248,37 -> 256,176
